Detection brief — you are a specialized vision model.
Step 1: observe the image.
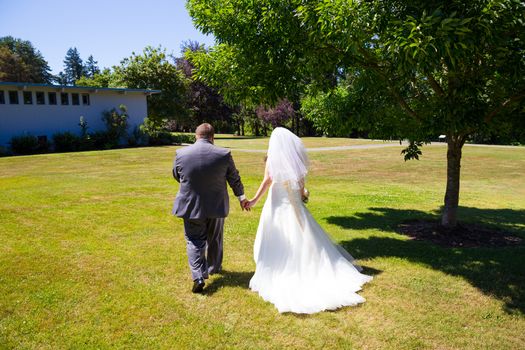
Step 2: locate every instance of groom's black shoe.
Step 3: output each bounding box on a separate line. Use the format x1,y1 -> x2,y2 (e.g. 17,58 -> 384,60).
192,278 -> 205,293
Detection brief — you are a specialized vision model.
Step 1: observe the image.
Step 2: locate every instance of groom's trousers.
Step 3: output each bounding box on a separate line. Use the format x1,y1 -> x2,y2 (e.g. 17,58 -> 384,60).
183,218 -> 224,281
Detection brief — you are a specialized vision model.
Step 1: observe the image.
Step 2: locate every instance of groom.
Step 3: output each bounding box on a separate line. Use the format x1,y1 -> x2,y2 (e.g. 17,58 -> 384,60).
172,123 -> 248,293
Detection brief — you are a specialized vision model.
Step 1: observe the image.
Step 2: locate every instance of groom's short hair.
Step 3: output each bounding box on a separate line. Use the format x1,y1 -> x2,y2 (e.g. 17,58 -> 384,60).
196,123 -> 214,140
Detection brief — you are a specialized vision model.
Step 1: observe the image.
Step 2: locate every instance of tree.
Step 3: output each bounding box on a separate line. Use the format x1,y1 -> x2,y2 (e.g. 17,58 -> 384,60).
177,40 -> 235,132
188,0 -> 525,228
113,46 -> 189,125
256,99 -> 295,128
55,72 -> 69,86
0,36 -> 53,83
62,47 -> 85,85
76,68 -> 115,87
85,55 -> 100,78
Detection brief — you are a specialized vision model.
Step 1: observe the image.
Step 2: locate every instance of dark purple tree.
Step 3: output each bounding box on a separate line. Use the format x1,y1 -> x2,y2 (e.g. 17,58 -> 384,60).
256,99 -> 295,128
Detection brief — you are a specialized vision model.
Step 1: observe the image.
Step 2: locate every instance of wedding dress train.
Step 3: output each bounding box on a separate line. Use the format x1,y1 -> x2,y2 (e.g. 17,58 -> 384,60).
249,182 -> 372,314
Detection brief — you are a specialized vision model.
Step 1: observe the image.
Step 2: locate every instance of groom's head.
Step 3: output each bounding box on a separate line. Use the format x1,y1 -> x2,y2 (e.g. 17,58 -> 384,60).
195,123 -> 214,143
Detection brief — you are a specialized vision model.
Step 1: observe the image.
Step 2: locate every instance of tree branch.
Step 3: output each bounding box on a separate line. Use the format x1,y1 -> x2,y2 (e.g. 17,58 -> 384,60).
356,46 -> 421,121
427,74 -> 445,97
389,86 -> 421,120
484,91 -> 525,124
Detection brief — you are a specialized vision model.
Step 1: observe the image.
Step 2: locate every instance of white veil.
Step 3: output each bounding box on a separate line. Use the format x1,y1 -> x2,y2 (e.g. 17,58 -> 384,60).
267,127 -> 309,189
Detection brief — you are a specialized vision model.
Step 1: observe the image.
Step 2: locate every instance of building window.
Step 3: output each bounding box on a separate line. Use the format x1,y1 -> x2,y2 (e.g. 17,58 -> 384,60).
72,93 -> 80,105
61,92 -> 69,105
23,91 -> 33,104
48,92 -> 57,105
82,93 -> 90,105
0,90 -> 4,104
9,91 -> 19,104
36,91 -> 45,105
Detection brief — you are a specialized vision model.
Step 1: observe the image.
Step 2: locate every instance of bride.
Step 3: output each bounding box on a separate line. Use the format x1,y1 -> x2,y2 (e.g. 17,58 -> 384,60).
245,127 -> 372,314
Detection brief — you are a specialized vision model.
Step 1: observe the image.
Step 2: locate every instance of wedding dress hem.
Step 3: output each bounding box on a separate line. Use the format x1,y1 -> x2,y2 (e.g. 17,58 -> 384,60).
249,182 -> 372,314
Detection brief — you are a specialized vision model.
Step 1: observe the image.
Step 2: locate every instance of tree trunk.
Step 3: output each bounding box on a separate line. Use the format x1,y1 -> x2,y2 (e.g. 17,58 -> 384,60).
441,134 -> 465,228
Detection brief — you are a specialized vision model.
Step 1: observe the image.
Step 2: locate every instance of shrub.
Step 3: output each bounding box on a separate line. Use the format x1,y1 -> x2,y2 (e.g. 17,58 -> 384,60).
52,132 -> 81,152
147,131 -> 176,145
127,126 -> 149,147
10,134 -> 45,155
102,105 -> 129,145
89,131 -> 118,150
139,118 -> 195,146
172,133 -> 196,144
78,116 -> 89,139
139,117 -> 163,138
0,146 -> 10,157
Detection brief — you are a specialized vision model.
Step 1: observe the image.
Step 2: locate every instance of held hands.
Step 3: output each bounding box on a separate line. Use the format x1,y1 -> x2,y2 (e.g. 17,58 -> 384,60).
240,199 -> 251,211
245,199 -> 257,209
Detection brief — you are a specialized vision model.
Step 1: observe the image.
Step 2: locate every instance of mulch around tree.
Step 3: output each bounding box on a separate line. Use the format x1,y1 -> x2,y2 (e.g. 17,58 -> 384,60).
397,220 -> 523,248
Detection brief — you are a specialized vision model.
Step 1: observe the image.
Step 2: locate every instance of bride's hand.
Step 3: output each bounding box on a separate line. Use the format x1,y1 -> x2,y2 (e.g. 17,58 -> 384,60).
302,188 -> 310,203
245,199 -> 256,209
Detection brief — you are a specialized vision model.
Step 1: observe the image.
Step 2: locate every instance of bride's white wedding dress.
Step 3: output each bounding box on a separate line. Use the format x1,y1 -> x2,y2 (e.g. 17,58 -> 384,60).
249,182 -> 372,314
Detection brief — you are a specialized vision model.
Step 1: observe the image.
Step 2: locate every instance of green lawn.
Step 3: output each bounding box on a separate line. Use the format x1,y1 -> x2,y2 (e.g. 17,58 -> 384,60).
213,134 -> 395,150
1,138 -> 524,349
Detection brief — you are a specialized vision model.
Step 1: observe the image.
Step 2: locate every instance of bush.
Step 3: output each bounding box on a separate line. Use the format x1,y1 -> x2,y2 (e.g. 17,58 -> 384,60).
102,105 -> 129,145
172,133 -> 196,144
0,146 -> 10,157
127,126 -> 149,147
89,131 -> 118,150
52,132 -> 81,152
144,132 -> 195,146
10,134 -> 47,155
147,131 -> 176,145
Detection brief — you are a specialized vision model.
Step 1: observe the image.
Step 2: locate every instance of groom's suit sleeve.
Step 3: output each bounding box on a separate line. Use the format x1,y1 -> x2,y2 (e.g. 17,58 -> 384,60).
225,152 -> 244,197
172,153 -> 181,183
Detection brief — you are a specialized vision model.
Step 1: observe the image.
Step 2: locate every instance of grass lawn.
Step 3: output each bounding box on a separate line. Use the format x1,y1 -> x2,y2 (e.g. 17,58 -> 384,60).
0,137 -> 524,349
213,134 -> 395,150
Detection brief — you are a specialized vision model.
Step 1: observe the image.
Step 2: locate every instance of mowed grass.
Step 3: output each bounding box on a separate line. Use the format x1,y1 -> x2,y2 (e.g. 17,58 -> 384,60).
213,134 -> 394,150
0,138 -> 524,349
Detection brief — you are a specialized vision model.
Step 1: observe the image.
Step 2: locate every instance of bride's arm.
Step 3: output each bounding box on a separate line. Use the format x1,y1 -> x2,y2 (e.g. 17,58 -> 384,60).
246,163 -> 272,208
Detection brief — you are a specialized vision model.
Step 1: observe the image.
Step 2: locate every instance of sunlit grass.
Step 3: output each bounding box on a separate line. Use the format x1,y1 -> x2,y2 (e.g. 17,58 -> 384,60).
0,137 -> 524,349
213,134 -> 394,150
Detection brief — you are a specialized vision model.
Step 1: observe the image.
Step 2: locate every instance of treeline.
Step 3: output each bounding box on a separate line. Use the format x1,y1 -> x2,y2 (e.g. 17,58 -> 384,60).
1,33 -> 522,145
0,36 -> 313,136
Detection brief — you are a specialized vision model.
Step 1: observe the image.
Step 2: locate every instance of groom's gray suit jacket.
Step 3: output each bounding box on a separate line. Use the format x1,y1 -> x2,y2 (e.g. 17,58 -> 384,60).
172,139 -> 244,219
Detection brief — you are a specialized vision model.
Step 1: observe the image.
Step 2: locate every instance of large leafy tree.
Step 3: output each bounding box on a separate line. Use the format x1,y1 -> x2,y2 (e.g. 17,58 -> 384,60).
0,36 -> 53,83
76,68 -> 116,87
113,46 -> 189,124
76,47 -> 190,125
188,0 -> 525,228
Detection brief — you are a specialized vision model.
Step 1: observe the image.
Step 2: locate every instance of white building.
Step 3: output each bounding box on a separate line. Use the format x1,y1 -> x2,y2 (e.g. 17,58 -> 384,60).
0,82 -> 160,146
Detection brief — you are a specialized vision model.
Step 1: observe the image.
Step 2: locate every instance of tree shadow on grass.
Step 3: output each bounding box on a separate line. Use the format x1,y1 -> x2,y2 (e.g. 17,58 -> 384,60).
327,207 -> 525,314
327,206 -> 525,235
204,270 -> 254,296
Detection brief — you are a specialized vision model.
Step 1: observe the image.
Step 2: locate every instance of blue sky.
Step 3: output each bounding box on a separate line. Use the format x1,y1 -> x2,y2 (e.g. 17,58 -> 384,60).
0,0 -> 215,75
